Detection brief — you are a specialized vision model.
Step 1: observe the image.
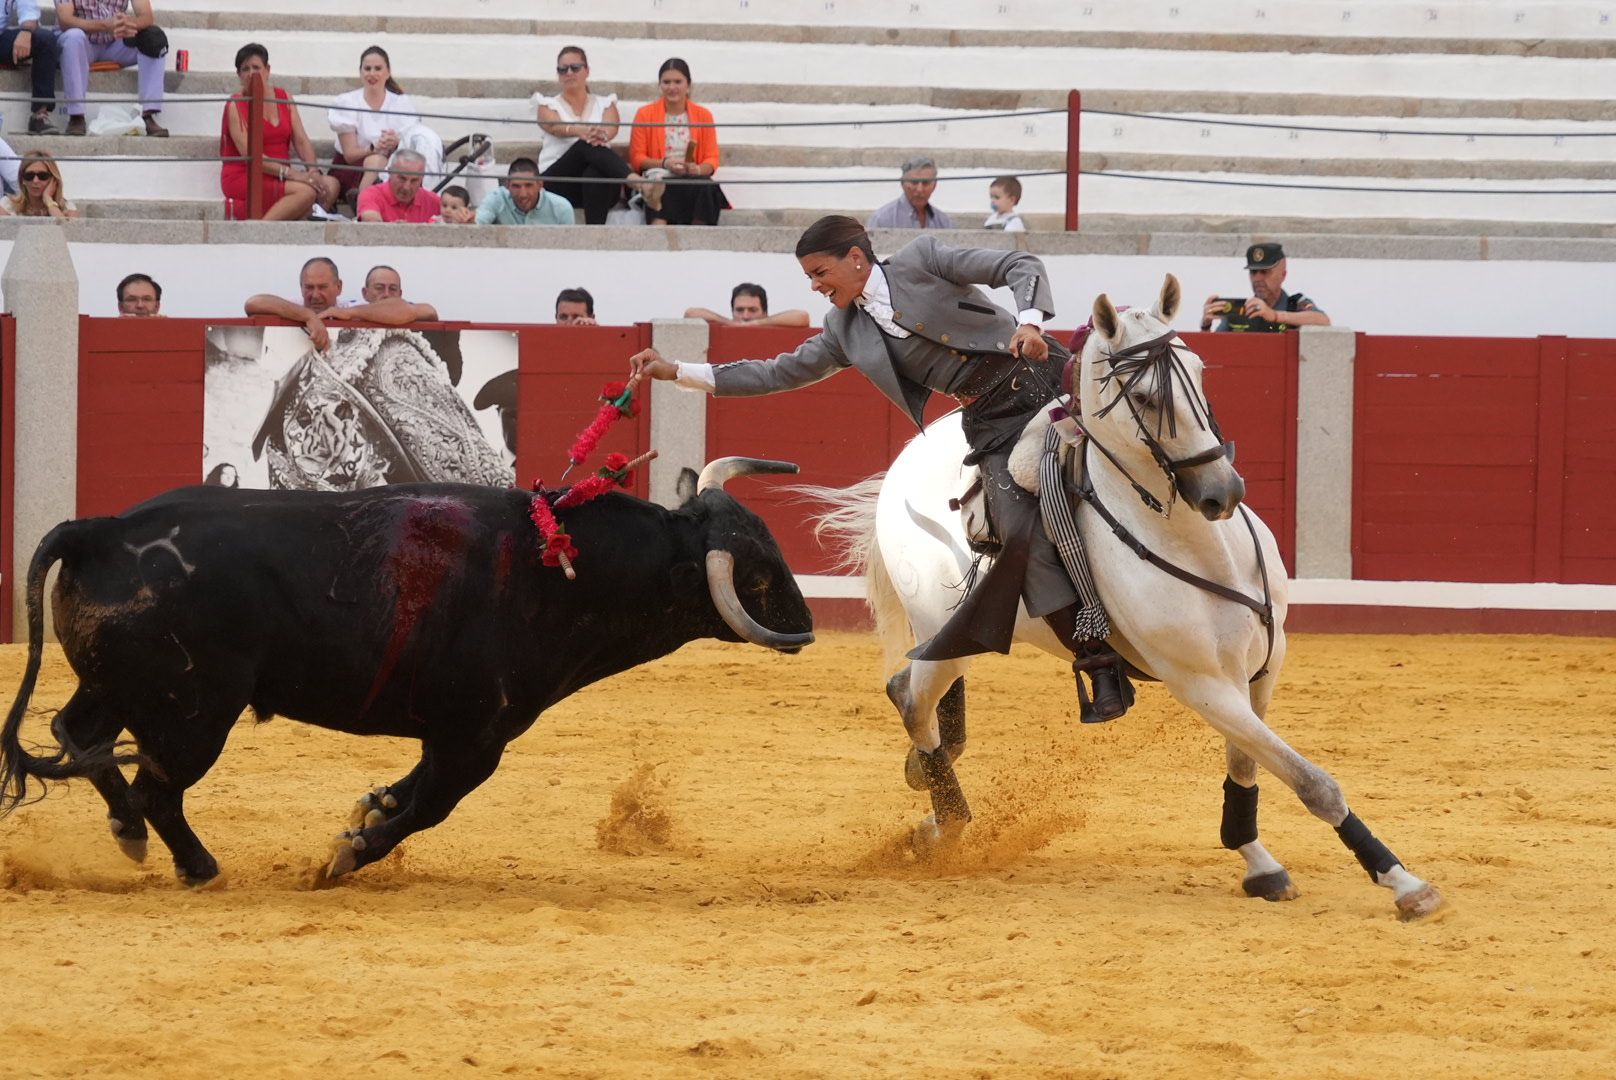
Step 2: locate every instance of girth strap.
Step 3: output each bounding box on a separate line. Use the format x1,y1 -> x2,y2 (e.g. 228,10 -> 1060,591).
1074,463 -> 1276,683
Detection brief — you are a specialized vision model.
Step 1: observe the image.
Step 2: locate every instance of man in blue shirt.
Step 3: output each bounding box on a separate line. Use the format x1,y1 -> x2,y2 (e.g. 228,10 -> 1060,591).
2,1 -> 64,133
475,158 -> 575,225
866,155 -> 954,231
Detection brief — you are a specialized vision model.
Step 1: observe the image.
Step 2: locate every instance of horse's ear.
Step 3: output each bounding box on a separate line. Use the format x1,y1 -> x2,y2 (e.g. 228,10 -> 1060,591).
1092,294 -> 1120,340
1154,274 -> 1182,323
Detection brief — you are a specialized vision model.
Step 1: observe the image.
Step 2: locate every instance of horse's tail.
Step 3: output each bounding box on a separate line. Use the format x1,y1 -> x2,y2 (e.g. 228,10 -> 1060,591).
1,520 -> 123,819
791,475 -> 913,672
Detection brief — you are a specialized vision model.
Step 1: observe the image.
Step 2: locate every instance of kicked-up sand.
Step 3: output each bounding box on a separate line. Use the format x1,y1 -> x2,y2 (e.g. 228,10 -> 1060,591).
2,631 -> 1614,1079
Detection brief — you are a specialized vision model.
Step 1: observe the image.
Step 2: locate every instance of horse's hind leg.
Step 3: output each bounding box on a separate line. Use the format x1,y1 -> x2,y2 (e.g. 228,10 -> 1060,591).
51,691 -> 147,861
888,659 -> 973,854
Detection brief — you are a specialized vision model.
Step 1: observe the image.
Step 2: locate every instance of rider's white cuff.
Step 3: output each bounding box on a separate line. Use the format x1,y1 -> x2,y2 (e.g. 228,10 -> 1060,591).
673,361 -> 716,392
1017,309 -> 1046,328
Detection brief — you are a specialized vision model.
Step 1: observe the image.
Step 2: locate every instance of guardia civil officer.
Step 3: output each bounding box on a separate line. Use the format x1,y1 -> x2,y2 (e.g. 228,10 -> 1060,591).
1200,242 -> 1331,332
628,215 -> 1131,722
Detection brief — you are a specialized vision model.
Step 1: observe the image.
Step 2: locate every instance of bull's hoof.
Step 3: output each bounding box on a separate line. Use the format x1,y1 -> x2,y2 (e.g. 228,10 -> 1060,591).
1241,868 -> 1299,902
911,813 -> 966,862
1395,883 -> 1446,922
348,786 -> 399,829
324,829 -> 367,881
174,854 -> 220,887
108,818 -> 149,864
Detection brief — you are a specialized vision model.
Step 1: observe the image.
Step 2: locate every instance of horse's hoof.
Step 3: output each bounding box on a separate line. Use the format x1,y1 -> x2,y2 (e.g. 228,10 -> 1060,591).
911,813 -> 965,862
1395,883 -> 1446,922
1242,869 -> 1299,902
904,747 -> 927,791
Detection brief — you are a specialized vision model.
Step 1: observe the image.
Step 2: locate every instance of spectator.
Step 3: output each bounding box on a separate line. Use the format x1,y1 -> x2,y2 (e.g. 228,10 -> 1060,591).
323,265 -> 439,325
866,155 -> 953,230
55,0 -> 168,137
116,272 -> 163,316
356,148 -> 441,223
328,45 -> 443,199
220,43 -> 339,221
2,2 -> 63,134
0,149 -> 78,219
1200,243 -> 1331,332
245,256 -> 351,351
534,45 -> 638,225
629,57 -> 728,226
555,287 -> 596,325
438,184 -> 474,224
984,175 -> 1026,233
475,157 -> 573,225
684,282 -> 809,328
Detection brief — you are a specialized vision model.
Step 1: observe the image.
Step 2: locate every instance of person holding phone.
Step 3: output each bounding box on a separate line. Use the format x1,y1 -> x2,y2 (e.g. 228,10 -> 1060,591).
1201,243 -> 1330,332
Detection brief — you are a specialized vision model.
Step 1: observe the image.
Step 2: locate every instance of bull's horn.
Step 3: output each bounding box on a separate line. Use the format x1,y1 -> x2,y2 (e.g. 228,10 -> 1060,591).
705,550 -> 814,651
697,457 -> 800,494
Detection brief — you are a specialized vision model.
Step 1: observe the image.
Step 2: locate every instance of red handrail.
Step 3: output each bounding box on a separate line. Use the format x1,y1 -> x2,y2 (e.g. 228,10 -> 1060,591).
246,70 -> 265,220
1064,89 -> 1081,231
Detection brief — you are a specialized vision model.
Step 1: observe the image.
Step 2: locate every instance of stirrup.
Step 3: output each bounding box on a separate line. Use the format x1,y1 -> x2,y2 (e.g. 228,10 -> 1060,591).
1073,648 -> 1133,724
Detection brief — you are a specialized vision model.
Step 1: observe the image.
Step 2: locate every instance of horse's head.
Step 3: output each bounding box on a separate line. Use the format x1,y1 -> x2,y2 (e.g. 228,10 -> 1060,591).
1080,274 -> 1245,521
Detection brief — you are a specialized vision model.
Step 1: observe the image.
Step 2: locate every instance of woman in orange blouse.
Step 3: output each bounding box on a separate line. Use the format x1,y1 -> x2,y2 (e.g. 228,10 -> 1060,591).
628,57 -> 729,226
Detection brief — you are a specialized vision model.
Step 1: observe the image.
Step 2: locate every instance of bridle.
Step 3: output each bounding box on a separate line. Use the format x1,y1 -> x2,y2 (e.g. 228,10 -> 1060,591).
1060,321 -> 1275,681
1087,329 -> 1235,517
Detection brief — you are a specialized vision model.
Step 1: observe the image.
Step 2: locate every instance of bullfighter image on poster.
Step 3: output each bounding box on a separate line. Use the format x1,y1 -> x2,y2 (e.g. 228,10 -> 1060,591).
202,326 -> 517,491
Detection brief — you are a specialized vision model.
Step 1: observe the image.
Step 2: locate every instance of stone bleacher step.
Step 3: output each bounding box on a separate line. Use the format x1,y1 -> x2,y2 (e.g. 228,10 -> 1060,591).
153,10 -> 1616,59
25,134 -> 1616,183
6,70 -> 1615,123
72,198 -> 1616,241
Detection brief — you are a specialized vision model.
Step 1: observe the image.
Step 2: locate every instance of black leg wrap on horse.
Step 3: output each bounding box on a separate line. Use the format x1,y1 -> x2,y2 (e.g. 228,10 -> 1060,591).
937,678 -> 967,755
1220,776 -> 1260,851
915,747 -> 972,824
1335,811 -> 1400,880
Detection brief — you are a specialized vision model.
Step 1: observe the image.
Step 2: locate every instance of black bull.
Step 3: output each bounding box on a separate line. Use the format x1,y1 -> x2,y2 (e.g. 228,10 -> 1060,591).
1,458 -> 813,884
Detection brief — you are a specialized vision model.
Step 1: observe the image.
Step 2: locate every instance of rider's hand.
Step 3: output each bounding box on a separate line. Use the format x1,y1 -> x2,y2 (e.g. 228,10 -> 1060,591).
628,347 -> 678,381
1009,324 -> 1048,362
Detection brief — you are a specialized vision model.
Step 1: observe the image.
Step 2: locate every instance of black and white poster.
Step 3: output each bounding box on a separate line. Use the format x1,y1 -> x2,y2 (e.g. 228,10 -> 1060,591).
203,326 -> 519,491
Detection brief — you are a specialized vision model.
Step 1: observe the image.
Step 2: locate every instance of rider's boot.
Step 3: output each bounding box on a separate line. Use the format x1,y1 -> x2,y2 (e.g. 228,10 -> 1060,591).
1042,606 -> 1134,724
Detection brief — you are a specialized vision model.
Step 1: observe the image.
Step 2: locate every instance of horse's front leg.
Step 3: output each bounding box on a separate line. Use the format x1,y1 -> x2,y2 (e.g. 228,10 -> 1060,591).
1188,676 -> 1444,921
1222,742 -> 1298,902
887,659 -> 973,857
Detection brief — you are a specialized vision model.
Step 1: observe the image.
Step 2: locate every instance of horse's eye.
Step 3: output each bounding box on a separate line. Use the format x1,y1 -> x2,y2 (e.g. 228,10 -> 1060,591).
1130,392 -> 1152,409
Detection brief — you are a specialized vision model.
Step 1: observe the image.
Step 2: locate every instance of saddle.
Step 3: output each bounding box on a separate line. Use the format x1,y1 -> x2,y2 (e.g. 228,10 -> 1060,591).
952,394 -> 1080,550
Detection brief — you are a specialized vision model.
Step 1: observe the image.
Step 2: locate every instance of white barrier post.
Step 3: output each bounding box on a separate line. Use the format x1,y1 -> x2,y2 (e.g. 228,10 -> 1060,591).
3,226 -> 80,642
647,318 -> 710,508
1294,326 -> 1356,580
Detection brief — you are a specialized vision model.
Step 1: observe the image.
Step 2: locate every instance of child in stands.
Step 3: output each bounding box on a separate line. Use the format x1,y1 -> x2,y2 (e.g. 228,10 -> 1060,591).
439,185 -> 475,224
984,175 -> 1026,233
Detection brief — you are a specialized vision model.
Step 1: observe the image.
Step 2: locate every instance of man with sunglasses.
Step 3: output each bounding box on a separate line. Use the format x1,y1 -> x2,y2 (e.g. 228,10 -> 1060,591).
1,1 -> 64,134
866,155 -> 954,231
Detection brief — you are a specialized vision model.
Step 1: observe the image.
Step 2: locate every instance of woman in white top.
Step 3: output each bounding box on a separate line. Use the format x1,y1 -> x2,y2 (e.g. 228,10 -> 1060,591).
534,45 -> 637,224
328,45 -> 444,197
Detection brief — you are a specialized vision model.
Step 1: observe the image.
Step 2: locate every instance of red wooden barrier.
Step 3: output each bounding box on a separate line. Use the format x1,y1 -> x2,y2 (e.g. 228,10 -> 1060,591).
1351,334 -> 1615,584
74,318 -> 654,518
1,316 -> 15,643
1188,331 -> 1298,573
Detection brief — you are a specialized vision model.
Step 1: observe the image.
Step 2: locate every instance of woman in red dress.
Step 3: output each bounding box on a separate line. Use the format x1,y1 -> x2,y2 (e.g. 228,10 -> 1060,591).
220,43 -> 339,221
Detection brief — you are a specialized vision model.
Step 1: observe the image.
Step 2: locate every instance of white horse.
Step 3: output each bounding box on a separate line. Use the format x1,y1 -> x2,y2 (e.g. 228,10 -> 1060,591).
809,275 -> 1444,921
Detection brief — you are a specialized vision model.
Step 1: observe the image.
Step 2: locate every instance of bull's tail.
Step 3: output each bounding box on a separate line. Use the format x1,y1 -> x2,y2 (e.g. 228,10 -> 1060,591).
0,520 -> 122,818
792,475 -> 913,672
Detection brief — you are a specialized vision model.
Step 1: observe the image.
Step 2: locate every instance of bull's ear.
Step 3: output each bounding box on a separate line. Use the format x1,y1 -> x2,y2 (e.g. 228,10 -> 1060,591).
675,467 -> 699,504
1092,294 -> 1120,341
1153,273 -> 1181,323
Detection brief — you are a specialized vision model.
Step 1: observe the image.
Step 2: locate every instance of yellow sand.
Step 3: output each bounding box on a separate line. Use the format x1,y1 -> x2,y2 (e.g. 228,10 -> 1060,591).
3,632 -> 1614,1079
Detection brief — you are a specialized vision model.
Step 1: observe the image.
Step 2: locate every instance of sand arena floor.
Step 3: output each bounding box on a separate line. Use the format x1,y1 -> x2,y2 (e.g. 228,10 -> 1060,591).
2,631 -> 1614,1079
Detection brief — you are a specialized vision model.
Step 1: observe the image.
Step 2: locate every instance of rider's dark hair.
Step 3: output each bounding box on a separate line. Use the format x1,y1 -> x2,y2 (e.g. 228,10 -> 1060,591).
794,215 -> 874,264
